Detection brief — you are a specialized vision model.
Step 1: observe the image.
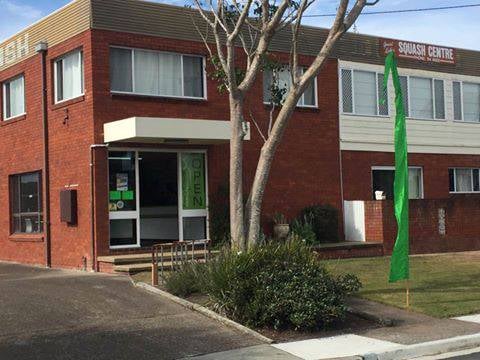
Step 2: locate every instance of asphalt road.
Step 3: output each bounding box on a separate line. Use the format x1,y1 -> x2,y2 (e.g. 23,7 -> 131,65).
0,262 -> 260,360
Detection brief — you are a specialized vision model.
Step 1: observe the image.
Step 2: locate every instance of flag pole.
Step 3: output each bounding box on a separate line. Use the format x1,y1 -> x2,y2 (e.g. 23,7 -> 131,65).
406,280 -> 410,310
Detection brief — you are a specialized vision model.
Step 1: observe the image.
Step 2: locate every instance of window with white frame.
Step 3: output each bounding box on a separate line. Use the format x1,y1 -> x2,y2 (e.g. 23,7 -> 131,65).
449,168 -> 480,193
372,167 -> 423,200
453,81 -> 480,122
341,69 -> 388,116
263,67 -> 317,107
399,76 -> 445,120
2,75 -> 25,120
10,171 -> 43,234
55,50 -> 84,103
110,47 -> 205,99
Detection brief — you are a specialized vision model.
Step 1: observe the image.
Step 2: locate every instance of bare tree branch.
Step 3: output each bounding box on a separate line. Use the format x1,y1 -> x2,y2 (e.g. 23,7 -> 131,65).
249,110 -> 267,143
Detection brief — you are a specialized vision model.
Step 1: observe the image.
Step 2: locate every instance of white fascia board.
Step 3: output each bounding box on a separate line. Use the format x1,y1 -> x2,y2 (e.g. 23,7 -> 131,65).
103,117 -> 251,143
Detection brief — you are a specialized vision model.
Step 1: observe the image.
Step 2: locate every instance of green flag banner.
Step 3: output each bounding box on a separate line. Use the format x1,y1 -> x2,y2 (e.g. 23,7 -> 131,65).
182,153 -> 207,210
383,51 -> 410,283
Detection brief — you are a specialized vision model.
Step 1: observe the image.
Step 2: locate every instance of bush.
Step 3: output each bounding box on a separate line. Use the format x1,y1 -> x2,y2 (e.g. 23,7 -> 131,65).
299,204 -> 340,243
290,216 -> 317,245
166,239 -> 361,331
164,261 -> 203,297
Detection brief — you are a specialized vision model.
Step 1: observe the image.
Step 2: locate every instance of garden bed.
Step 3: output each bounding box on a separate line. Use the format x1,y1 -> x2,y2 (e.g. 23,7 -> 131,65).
131,272 -> 379,343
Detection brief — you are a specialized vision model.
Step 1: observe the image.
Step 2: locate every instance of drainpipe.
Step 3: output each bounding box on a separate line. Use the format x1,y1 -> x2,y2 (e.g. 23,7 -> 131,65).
90,144 -> 108,272
35,42 -> 51,268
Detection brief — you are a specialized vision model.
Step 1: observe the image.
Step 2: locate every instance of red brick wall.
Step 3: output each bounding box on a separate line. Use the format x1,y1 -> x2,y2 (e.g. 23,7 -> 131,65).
342,150 -> 480,200
90,29 -> 344,247
0,30 -> 95,269
365,197 -> 480,254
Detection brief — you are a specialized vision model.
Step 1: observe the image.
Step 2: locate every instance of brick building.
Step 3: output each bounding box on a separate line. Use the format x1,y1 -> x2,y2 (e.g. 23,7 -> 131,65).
1,0 -> 479,272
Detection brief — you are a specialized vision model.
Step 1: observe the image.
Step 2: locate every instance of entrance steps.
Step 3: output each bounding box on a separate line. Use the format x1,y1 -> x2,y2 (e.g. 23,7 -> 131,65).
97,248 -> 211,274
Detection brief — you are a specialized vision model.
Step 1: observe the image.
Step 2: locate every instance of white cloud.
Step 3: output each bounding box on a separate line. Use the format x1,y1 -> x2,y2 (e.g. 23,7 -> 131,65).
0,0 -> 42,20
0,0 -> 43,41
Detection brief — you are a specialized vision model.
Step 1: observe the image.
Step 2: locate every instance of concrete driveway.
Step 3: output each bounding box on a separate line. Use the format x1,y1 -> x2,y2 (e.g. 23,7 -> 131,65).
0,262 -> 260,360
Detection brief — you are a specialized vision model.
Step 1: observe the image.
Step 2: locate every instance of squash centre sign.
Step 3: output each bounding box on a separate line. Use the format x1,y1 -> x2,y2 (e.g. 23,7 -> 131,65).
380,38 -> 456,65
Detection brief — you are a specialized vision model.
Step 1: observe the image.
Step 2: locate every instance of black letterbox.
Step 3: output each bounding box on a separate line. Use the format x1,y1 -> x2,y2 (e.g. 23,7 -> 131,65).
60,189 -> 77,225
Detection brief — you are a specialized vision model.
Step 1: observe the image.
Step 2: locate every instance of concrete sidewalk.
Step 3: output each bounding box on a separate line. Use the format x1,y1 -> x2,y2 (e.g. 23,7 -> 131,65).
189,299 -> 480,360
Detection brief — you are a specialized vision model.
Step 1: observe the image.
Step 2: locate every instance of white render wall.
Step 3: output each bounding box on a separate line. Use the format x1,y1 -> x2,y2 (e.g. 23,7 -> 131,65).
339,60 -> 480,155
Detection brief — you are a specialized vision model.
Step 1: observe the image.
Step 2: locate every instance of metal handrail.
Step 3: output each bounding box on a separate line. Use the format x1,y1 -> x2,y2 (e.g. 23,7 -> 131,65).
151,240 -> 211,286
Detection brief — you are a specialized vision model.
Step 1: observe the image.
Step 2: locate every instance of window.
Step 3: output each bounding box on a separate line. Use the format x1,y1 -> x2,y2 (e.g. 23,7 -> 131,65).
263,67 -> 317,107
399,76 -> 445,120
110,47 -> 205,99
341,69 -> 388,116
449,168 -> 480,193
10,172 -> 42,234
55,50 -> 84,103
372,167 -> 423,200
3,75 -> 25,120
453,81 -> 480,122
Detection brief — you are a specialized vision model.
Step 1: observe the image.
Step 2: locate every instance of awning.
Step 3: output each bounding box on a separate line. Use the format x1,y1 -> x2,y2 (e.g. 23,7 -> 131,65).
104,117 -> 251,144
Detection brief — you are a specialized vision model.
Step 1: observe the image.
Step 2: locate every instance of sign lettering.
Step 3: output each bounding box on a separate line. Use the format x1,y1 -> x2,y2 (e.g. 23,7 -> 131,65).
182,153 -> 206,210
380,38 -> 456,65
0,33 -> 30,67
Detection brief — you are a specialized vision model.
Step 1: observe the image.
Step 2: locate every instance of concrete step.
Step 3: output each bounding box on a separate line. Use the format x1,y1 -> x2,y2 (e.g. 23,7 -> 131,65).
114,259 -> 208,274
98,250 -> 210,265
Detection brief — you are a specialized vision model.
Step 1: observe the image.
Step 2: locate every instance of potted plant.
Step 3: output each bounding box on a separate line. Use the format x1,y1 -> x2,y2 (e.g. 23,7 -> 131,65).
273,213 -> 290,241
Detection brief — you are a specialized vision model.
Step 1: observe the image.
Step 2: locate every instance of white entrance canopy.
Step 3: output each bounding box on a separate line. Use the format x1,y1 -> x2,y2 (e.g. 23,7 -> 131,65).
104,117 -> 250,144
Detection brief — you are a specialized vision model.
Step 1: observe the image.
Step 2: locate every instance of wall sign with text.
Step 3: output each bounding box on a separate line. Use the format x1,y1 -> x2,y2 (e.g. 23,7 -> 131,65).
380,39 -> 456,65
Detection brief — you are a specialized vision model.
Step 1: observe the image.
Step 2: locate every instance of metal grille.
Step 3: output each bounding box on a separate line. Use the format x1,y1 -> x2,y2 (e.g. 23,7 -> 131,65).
341,69 -> 353,113
399,76 -> 409,117
377,73 -> 388,116
434,79 -> 445,119
453,81 -> 463,120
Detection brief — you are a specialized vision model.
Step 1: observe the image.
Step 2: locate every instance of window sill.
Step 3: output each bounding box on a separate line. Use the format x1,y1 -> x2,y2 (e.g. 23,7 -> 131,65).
341,113 -> 390,119
406,117 -> 447,122
111,92 -> 207,103
263,103 -> 319,112
1,114 -> 27,126
51,95 -> 85,110
453,120 -> 480,125
9,233 -> 44,243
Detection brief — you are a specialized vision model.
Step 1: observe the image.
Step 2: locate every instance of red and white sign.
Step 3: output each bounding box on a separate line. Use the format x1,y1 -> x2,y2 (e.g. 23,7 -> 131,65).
380,38 -> 456,65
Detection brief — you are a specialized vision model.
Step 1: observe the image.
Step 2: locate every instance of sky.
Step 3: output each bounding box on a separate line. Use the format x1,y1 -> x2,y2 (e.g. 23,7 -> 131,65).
1,0 -> 479,50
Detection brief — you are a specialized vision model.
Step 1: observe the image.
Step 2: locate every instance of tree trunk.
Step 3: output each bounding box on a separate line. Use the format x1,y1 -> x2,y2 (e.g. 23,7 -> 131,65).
246,92 -> 300,247
229,93 -> 247,251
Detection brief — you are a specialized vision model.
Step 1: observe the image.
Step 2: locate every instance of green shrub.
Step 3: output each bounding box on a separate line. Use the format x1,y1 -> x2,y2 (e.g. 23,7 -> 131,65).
164,261 -> 204,297
199,240 -> 361,331
165,240 -> 361,331
299,204 -> 339,243
290,216 -> 317,245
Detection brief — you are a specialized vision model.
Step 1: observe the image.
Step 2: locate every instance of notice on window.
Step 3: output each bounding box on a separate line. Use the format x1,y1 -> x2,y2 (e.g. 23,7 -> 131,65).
116,173 -> 129,191
182,153 -> 206,210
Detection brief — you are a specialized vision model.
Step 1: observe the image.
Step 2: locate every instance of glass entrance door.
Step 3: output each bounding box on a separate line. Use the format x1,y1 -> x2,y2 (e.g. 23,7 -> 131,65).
108,151 -> 140,248
108,150 -> 208,249
179,152 -> 208,241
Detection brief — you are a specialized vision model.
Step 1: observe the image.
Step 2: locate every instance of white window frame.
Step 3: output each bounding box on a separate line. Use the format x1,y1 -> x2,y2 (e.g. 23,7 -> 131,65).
2,74 -> 26,121
400,75 -> 445,121
453,81 -> 480,123
108,148 -> 209,249
262,67 -> 318,109
54,49 -> 84,104
340,68 -> 388,117
109,46 -> 208,101
449,167 -> 480,194
371,165 -> 424,199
